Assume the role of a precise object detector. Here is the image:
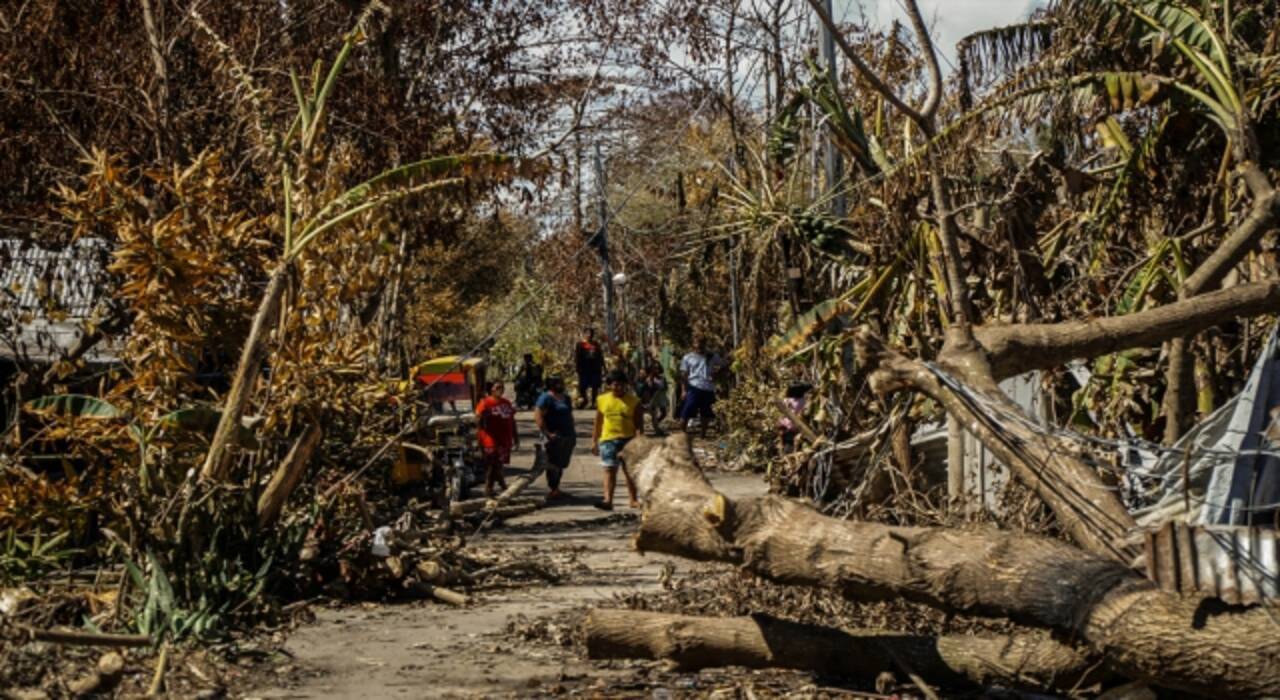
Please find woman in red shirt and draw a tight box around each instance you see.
[476,380,519,496]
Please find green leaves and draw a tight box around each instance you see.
[1,529,79,584]
[803,61,883,176]
[287,152,513,259]
[24,394,123,420]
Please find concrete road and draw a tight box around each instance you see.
[250,409,762,699]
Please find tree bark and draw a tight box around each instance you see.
[857,331,1139,562]
[585,609,1104,693]
[1159,165,1279,442]
[621,435,1280,698]
[973,278,1280,381]
[256,422,323,528]
[200,265,288,482]
[1161,336,1196,445]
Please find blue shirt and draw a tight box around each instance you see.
[535,391,575,437]
[680,352,719,391]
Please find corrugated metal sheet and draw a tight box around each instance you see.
[0,238,110,317]
[960,371,1043,514]
[1143,522,1280,606]
[0,238,117,363]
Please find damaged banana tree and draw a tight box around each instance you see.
[793,0,1280,562]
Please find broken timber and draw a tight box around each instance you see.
[584,609,1103,693]
[621,434,1280,698]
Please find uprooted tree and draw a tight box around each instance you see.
[614,434,1280,697]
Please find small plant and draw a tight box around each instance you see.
[0,529,79,585]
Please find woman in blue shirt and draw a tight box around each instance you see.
[534,376,576,500]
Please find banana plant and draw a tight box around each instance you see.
[26,395,254,492]
[199,10,517,483]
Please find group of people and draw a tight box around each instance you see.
[473,327,725,509]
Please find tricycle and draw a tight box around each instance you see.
[391,355,488,505]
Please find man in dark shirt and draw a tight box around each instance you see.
[573,327,605,409]
[514,353,544,409]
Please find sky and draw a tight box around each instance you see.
[850,0,1046,70]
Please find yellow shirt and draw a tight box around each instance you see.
[596,392,640,442]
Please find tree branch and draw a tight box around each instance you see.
[856,329,1138,562]
[975,278,1280,380]
[802,0,928,131]
[901,0,943,121]
[1181,165,1279,297]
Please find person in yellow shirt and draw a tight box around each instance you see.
[591,369,643,510]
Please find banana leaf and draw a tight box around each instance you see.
[25,394,123,420]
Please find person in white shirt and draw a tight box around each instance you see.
[678,337,721,437]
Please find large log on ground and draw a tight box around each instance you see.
[585,609,1102,693]
[620,435,1280,698]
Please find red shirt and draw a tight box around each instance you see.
[476,396,516,450]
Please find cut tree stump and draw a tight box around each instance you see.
[621,435,1280,698]
[585,609,1103,693]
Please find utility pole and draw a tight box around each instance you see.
[818,0,847,218]
[593,142,619,349]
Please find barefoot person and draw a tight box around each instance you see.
[590,369,642,510]
[476,380,519,497]
[534,376,575,500]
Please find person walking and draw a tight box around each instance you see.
[534,376,575,501]
[573,327,605,409]
[591,369,642,510]
[476,380,519,497]
[678,336,721,437]
[636,364,668,435]
[514,352,544,409]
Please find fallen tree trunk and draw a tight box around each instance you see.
[585,609,1103,693]
[621,435,1280,698]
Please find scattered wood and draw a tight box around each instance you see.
[621,434,1280,698]
[147,643,169,696]
[67,651,125,696]
[449,496,540,517]
[584,609,1103,693]
[488,448,548,505]
[403,580,469,606]
[23,627,151,648]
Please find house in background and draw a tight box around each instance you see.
[0,238,120,427]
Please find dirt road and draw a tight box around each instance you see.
[249,409,763,699]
